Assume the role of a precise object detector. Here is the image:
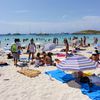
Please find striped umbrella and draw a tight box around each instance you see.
[56,55,98,71]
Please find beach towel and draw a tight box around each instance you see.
[45,69,75,83]
[81,83,100,100]
[83,72,93,76]
[17,69,41,78]
[57,53,66,57]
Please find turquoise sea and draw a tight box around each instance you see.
[0,34,100,48]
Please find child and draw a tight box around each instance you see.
[34,53,44,67]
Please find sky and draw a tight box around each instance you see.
[0,0,100,34]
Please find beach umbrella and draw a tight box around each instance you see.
[35,42,41,45]
[56,54,97,71]
[94,43,100,50]
[42,43,56,51]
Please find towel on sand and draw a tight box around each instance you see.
[57,53,66,57]
[17,69,41,78]
[45,69,75,83]
[81,83,100,100]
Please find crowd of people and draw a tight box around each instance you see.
[10,38,55,67]
[71,36,88,48]
[9,36,99,67]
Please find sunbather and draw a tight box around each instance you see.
[90,52,99,62]
[34,52,44,67]
[44,52,53,66]
[74,71,93,92]
[53,59,61,66]
[55,59,61,64]
[0,61,8,65]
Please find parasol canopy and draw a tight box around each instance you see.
[56,55,98,71]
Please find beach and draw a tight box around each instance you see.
[0,41,100,100]
[0,0,100,99]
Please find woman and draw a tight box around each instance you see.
[64,38,69,58]
[80,38,83,47]
[90,53,99,62]
[28,38,36,63]
[44,52,53,66]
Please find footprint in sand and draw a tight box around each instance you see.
[3,79,10,81]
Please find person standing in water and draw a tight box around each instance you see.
[64,38,69,58]
[27,38,36,64]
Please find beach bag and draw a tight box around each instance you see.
[11,44,17,52]
[80,76,90,83]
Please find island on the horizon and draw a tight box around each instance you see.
[73,30,100,34]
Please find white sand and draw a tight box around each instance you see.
[0,46,100,100]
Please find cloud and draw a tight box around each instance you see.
[82,16,100,20]
[0,15,100,33]
[15,10,30,13]
[62,15,68,19]
[82,16,100,23]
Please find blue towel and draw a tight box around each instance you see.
[81,83,100,100]
[45,69,75,83]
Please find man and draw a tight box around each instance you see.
[11,39,21,66]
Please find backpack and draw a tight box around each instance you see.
[11,44,17,52]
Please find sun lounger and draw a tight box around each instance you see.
[45,69,75,83]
